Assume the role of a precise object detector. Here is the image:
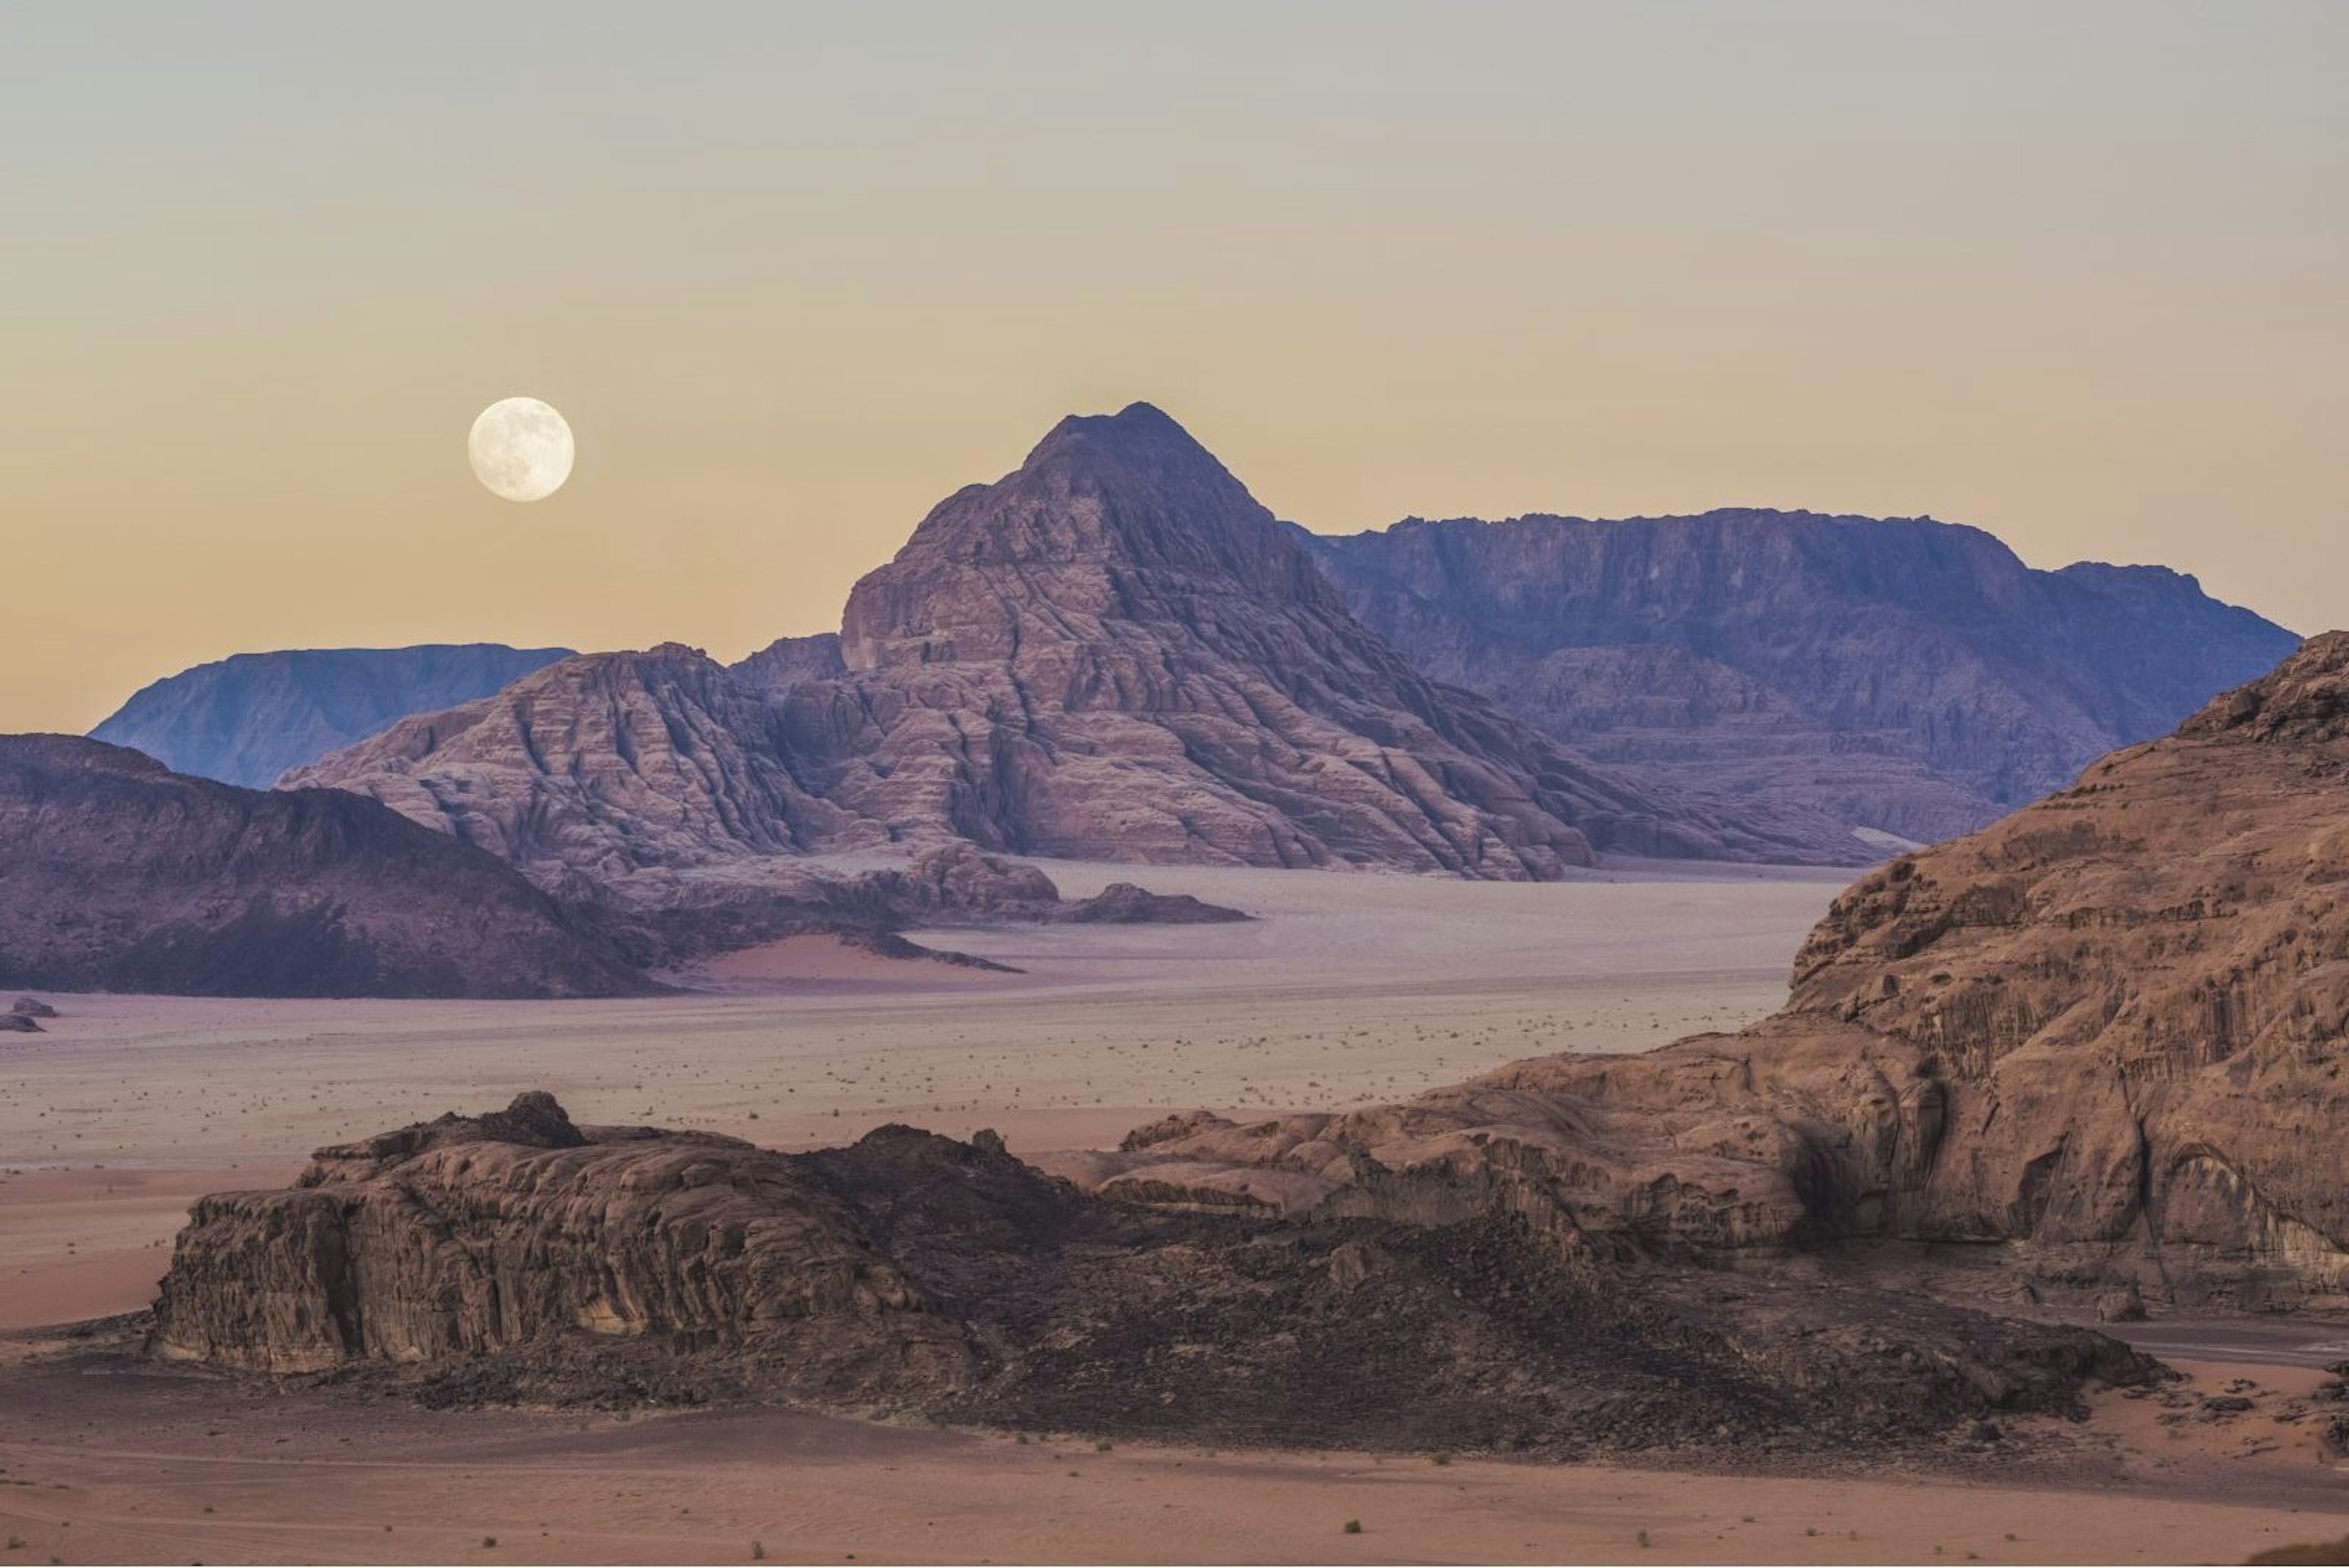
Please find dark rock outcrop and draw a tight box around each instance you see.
[90,644,573,789]
[0,735,652,998]
[11,997,57,1018]
[595,844,1245,973]
[1301,511,2296,843]
[0,1013,39,1034]
[1053,882,1250,924]
[1072,635,2349,1310]
[782,404,1864,873]
[152,1094,2147,1455]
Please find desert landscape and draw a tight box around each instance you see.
[9,7,2345,1564]
[10,860,2349,1564]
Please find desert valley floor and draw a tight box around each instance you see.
[6,862,2349,1564]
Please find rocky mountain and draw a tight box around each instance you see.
[729,631,844,699]
[282,644,880,905]
[777,403,1863,874]
[152,1091,2143,1456]
[295,407,1866,886]
[1069,634,2349,1311]
[0,735,650,998]
[89,643,573,789]
[1301,511,2297,843]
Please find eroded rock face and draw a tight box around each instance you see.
[0,737,651,998]
[729,632,845,700]
[284,644,883,904]
[152,1094,2146,1455]
[152,1094,967,1400]
[89,644,574,789]
[1302,512,2296,844]
[786,404,1866,874]
[1072,636,2349,1309]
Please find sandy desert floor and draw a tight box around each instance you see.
[0,861,1836,1329]
[5,860,2348,1564]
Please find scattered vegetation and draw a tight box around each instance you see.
[1343,1520,1362,1536]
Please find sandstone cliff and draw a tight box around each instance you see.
[783,404,1864,874]
[90,644,573,789]
[1071,635,2349,1310]
[284,644,881,904]
[1302,511,2296,844]
[152,1093,2142,1455]
[0,736,650,998]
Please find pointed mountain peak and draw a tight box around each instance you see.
[1013,400,1241,497]
[844,401,1325,660]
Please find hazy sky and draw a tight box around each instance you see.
[4,2,2342,732]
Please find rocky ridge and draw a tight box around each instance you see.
[0,735,651,998]
[1301,511,2296,843]
[1064,634,2349,1310]
[292,407,1868,888]
[90,643,574,789]
[152,1093,2146,1457]
[779,404,1863,874]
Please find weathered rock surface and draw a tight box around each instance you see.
[293,408,1864,892]
[89,644,574,789]
[152,1094,2146,1456]
[0,736,653,998]
[11,997,58,1018]
[284,644,881,905]
[0,1013,40,1033]
[728,632,845,700]
[781,404,1864,873]
[1302,511,2296,843]
[1069,635,2349,1310]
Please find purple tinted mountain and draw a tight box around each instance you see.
[0,735,649,998]
[776,404,1861,874]
[89,643,573,789]
[1300,512,2296,842]
[282,644,878,905]
[296,407,1864,885]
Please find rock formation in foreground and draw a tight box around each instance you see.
[1070,634,2349,1310]
[1302,511,2295,844]
[0,736,650,998]
[780,403,1864,874]
[152,1093,2142,1457]
[89,643,573,789]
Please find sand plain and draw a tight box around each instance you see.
[5,859,2348,1564]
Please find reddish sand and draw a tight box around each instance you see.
[0,1339,2343,1567]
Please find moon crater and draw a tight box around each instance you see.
[469,397,574,502]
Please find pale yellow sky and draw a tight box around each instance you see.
[3,4,2342,732]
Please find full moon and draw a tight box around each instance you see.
[468,396,574,502]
